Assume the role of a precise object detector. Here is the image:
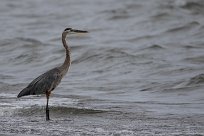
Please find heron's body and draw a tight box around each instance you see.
[17,67,64,97]
[17,28,87,120]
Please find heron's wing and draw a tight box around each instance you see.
[17,68,63,98]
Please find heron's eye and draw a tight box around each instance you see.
[64,28,72,32]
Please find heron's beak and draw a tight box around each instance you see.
[71,29,88,33]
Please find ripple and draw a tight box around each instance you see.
[186,74,204,86]
[15,106,107,117]
[143,44,164,50]
[165,21,200,33]
[184,55,204,64]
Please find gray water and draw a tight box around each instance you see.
[1,0,204,135]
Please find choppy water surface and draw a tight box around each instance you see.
[1,0,204,135]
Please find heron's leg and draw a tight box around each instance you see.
[46,91,51,121]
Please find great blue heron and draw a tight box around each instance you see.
[17,28,88,121]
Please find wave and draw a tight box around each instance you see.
[186,74,204,86]
[180,1,204,14]
[72,47,136,65]
[184,55,204,64]
[143,44,164,50]
[165,21,200,33]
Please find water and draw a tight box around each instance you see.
[1,0,204,135]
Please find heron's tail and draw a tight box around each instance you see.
[17,88,31,98]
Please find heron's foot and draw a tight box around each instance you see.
[46,113,50,121]
[46,108,50,121]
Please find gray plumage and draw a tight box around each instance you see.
[17,68,62,97]
[17,28,88,120]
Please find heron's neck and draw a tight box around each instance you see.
[60,33,71,73]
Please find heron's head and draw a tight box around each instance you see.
[63,28,88,36]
